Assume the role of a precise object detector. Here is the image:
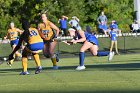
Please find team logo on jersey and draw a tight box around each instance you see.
[42,30,49,37]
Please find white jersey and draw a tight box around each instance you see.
[132,23,139,30]
[69,19,81,30]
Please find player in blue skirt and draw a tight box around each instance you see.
[9,21,44,75]
[67,28,114,70]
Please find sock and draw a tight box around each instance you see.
[51,58,57,66]
[9,54,15,64]
[33,53,41,67]
[22,57,28,72]
[9,59,14,64]
[51,54,57,66]
[97,51,109,56]
[79,52,85,66]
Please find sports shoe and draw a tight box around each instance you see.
[76,65,86,70]
[19,71,30,75]
[108,51,115,61]
[53,66,58,70]
[35,66,42,74]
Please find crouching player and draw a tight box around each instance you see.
[9,21,44,75]
[67,28,114,70]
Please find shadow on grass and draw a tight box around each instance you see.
[1,62,140,74]
[1,90,140,93]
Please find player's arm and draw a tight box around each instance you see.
[38,24,46,39]
[71,31,86,44]
[58,19,61,23]
[16,28,23,35]
[63,16,68,20]
[49,22,60,37]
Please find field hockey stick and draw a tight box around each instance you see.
[0,57,9,65]
[54,36,74,42]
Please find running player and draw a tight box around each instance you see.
[5,22,23,64]
[9,21,44,75]
[67,28,114,70]
[38,13,60,69]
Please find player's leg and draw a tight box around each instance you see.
[43,42,50,58]
[20,47,30,75]
[63,28,67,36]
[32,53,42,74]
[14,39,21,59]
[115,41,119,55]
[76,41,92,70]
[8,40,18,65]
[110,41,114,52]
[49,41,58,69]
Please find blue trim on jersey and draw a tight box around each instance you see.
[110,31,117,41]
[27,42,44,51]
[10,39,19,46]
[85,32,99,46]
[59,19,67,29]
[110,24,118,29]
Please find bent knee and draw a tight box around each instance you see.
[92,52,98,56]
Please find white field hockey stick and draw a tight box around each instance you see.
[54,36,74,42]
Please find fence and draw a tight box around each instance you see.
[0,33,140,58]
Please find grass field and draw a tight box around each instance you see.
[0,54,140,93]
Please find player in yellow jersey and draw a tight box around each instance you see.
[38,13,60,69]
[9,21,44,75]
[5,22,23,64]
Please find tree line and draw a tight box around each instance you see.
[0,0,134,38]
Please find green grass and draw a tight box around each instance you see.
[0,54,140,93]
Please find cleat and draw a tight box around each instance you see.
[19,71,30,75]
[53,66,58,70]
[108,51,114,61]
[76,65,86,70]
[35,66,42,74]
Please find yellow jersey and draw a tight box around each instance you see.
[7,28,18,40]
[28,27,43,44]
[38,20,54,41]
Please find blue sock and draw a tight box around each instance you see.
[79,52,85,66]
[97,51,109,56]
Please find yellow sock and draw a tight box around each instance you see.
[51,58,57,66]
[9,59,14,64]
[9,54,15,64]
[33,54,41,67]
[22,57,28,72]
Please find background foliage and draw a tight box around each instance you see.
[0,0,134,38]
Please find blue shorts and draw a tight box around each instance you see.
[10,39,19,46]
[86,35,98,46]
[27,42,44,51]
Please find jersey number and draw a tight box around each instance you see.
[29,30,37,37]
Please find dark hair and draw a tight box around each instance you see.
[21,20,30,41]
[22,20,30,30]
